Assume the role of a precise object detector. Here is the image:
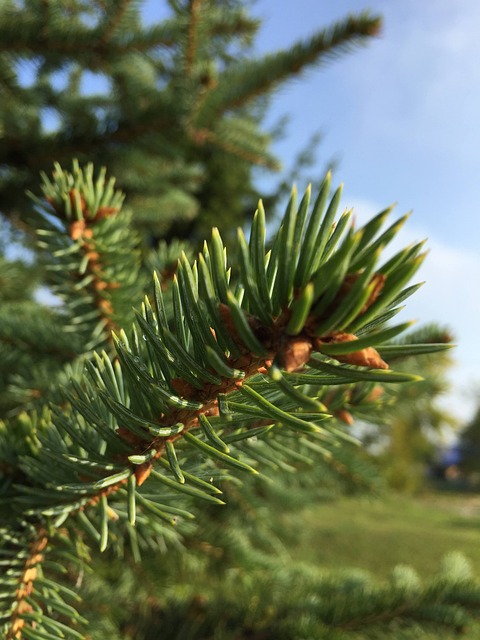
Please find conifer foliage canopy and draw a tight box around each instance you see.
[0,0,380,239]
[1,163,475,640]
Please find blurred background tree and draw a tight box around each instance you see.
[0,0,380,417]
[0,0,379,244]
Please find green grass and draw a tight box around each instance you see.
[281,492,480,579]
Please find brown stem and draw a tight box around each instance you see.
[7,528,49,640]
[65,191,122,340]
[186,0,203,76]
[189,126,280,170]
[97,0,132,49]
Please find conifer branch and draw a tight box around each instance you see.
[1,164,456,637]
[97,0,133,49]
[6,526,49,640]
[0,11,177,57]
[186,0,203,76]
[30,161,141,351]
[15,168,434,540]
[189,124,279,169]
[207,10,259,42]
[2,520,87,640]
[195,12,381,124]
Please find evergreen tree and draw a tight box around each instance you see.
[0,0,380,243]
[1,3,477,638]
[1,163,478,639]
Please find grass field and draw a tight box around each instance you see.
[280,491,480,580]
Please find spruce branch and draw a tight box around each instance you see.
[18,169,439,536]
[186,0,203,75]
[0,163,143,415]
[29,161,142,351]
[194,12,381,125]
[1,520,88,640]
[2,164,454,638]
[188,120,279,169]
[0,304,82,416]
[0,7,177,58]
[5,524,49,640]
[0,2,382,237]
[96,0,133,49]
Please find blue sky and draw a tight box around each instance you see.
[249,0,480,424]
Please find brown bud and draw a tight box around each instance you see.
[16,601,32,615]
[135,462,152,486]
[98,299,113,315]
[204,405,220,418]
[191,128,210,144]
[95,280,121,291]
[279,338,312,372]
[69,219,87,240]
[316,332,388,370]
[36,536,48,552]
[94,206,119,220]
[335,347,388,370]
[23,567,37,583]
[94,280,108,291]
[365,386,384,403]
[29,554,43,566]
[11,617,26,636]
[199,73,217,90]
[335,409,354,426]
